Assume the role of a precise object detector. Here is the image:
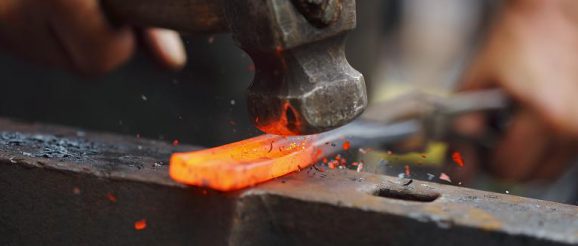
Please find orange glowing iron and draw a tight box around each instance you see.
[169,119,420,191]
[170,134,324,191]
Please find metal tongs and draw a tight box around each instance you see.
[316,88,510,152]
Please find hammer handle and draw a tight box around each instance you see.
[102,0,228,33]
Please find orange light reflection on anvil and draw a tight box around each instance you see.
[169,134,324,191]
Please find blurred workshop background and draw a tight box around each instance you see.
[0,0,576,205]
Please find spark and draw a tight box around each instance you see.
[328,160,338,169]
[452,151,465,167]
[106,193,117,203]
[342,140,351,150]
[356,162,364,173]
[404,165,411,177]
[439,172,452,183]
[134,219,147,231]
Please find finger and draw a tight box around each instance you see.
[453,112,488,138]
[490,110,551,181]
[530,136,577,181]
[0,1,73,69]
[526,77,578,138]
[143,28,187,71]
[48,0,135,75]
[477,3,578,138]
[459,56,494,92]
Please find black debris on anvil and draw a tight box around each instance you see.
[0,132,103,160]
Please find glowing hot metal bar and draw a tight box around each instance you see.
[170,120,419,191]
[170,134,323,191]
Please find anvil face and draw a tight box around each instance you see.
[0,118,577,245]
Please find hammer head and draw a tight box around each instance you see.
[224,0,367,135]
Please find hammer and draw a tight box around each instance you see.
[103,0,367,135]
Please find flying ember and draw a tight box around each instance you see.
[134,219,147,231]
[342,140,351,150]
[452,151,465,167]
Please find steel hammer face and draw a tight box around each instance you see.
[224,0,367,136]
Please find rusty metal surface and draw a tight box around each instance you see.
[0,118,577,246]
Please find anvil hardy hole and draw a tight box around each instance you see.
[373,188,439,203]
